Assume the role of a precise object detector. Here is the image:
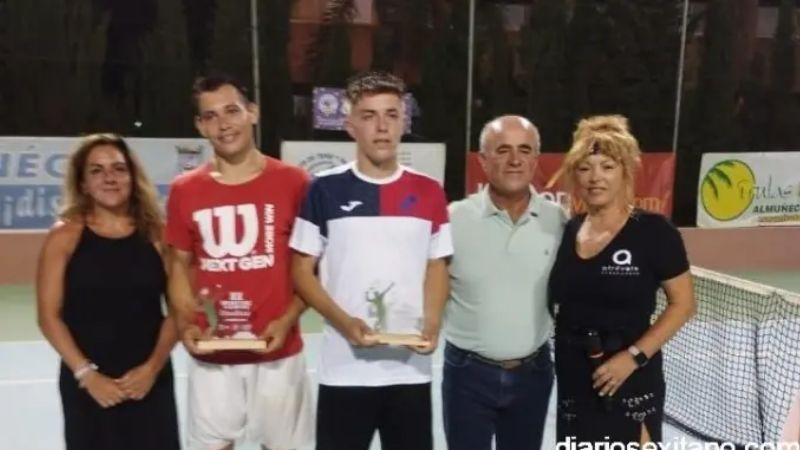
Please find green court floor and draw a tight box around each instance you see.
[1,268,796,342]
[0,284,324,341]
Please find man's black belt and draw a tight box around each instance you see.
[453,342,548,370]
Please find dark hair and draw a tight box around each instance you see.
[345,70,406,107]
[191,72,253,114]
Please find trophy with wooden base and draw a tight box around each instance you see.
[195,286,267,351]
[362,282,430,348]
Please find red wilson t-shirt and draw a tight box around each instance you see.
[166,156,308,364]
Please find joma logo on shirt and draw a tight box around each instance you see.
[193,204,275,272]
[400,194,417,210]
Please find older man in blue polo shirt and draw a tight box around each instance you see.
[443,115,566,450]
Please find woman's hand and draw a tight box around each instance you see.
[82,371,128,408]
[116,362,159,401]
[592,351,637,397]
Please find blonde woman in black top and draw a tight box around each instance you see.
[548,116,696,445]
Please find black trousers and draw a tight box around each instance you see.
[316,383,433,450]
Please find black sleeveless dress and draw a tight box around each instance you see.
[548,210,689,444]
[58,226,180,450]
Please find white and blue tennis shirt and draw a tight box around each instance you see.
[290,162,453,386]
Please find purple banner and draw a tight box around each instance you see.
[312,87,413,133]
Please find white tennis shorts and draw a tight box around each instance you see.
[187,352,315,450]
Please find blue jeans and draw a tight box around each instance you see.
[442,341,553,450]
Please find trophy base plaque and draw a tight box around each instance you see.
[367,333,430,347]
[197,338,266,351]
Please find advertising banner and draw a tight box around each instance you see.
[0,137,210,231]
[281,141,446,184]
[696,152,800,228]
[466,152,676,216]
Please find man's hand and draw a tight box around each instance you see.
[340,317,378,347]
[181,324,214,355]
[408,318,440,354]
[256,315,294,354]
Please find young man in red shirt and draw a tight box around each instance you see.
[167,73,314,450]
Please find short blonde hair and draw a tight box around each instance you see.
[556,115,642,204]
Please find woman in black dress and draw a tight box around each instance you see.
[36,134,180,449]
[548,116,696,445]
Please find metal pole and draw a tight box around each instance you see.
[251,0,262,147]
[671,0,690,153]
[465,0,476,157]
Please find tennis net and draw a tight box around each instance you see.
[656,266,800,444]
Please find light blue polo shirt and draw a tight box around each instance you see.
[445,186,566,360]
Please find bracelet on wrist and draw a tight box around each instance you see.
[73,361,98,385]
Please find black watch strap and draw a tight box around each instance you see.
[628,345,649,368]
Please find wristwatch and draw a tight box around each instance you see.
[628,345,649,368]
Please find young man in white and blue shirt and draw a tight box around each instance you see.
[290,71,452,450]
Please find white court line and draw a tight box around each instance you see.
[0,333,325,345]
[0,367,342,385]
[0,373,196,386]
[0,229,47,234]
[0,365,446,386]
[0,334,326,348]
[0,378,73,386]
[0,340,50,345]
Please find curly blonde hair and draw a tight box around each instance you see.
[551,115,642,205]
[59,133,163,242]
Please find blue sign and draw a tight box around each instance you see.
[0,152,68,182]
[0,137,209,231]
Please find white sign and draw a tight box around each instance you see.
[0,137,211,231]
[280,141,446,184]
[696,152,800,228]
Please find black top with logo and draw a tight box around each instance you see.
[548,209,689,443]
[549,209,689,334]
